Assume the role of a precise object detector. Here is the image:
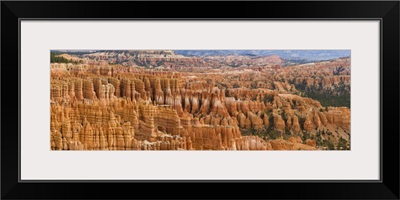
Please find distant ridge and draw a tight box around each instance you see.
[174,50,350,61]
[52,50,350,62]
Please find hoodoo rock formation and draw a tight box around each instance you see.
[50,51,351,150]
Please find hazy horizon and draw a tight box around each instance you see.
[51,49,350,62]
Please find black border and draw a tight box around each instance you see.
[2,1,399,199]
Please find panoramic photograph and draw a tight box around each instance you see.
[50,50,351,151]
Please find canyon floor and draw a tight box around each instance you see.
[50,50,351,150]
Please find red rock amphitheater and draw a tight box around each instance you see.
[50,51,350,150]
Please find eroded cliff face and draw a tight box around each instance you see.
[50,60,350,150]
[80,50,208,69]
[68,51,289,72]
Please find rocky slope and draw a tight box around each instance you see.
[80,50,207,69]
[76,50,285,70]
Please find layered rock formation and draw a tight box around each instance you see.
[50,52,350,151]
